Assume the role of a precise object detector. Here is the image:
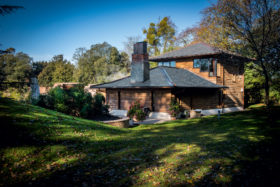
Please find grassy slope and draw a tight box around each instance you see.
[0,98,280,186]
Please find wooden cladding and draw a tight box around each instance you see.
[176,59,217,84]
[106,89,171,112]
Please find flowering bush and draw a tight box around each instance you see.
[127,100,146,121]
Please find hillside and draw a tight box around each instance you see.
[0,98,280,186]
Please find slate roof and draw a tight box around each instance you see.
[90,67,225,89]
[149,42,246,61]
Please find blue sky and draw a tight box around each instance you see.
[0,0,212,62]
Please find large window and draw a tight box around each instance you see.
[193,58,217,76]
[158,61,176,67]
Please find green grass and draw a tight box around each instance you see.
[1,98,280,186]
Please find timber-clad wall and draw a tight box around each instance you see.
[175,89,220,110]
[175,56,244,108]
[120,90,152,110]
[220,56,244,108]
[106,89,171,112]
[176,58,217,84]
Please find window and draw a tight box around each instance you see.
[209,59,217,77]
[200,59,209,72]
[193,58,217,76]
[157,61,176,67]
[193,59,201,68]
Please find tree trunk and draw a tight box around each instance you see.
[264,74,270,106]
[260,60,270,106]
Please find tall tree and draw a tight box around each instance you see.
[32,61,48,78]
[0,52,32,83]
[73,42,128,85]
[143,17,176,56]
[38,55,74,87]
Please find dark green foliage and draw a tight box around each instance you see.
[169,98,181,117]
[93,93,109,115]
[32,61,48,78]
[48,87,69,113]
[0,52,32,83]
[37,94,54,109]
[38,55,74,87]
[37,87,108,118]
[73,42,130,85]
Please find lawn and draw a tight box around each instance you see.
[0,98,280,186]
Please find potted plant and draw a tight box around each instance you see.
[169,98,181,120]
[127,100,146,124]
[127,104,136,125]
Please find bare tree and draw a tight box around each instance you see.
[122,35,142,59]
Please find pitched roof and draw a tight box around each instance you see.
[90,66,225,89]
[149,43,246,61]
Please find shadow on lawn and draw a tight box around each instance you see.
[1,98,280,186]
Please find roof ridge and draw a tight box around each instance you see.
[159,67,175,87]
[149,42,223,60]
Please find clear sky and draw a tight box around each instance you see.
[0,0,212,62]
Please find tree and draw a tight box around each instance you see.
[188,0,280,105]
[120,52,130,73]
[38,55,74,87]
[0,5,23,16]
[0,52,32,83]
[123,35,142,59]
[143,17,176,56]
[32,61,48,78]
[73,42,128,85]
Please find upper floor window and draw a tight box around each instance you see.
[193,58,217,77]
[158,61,176,67]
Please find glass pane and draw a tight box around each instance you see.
[200,59,209,72]
[158,62,163,66]
[209,59,214,76]
[170,61,176,67]
[193,59,200,68]
[164,62,170,66]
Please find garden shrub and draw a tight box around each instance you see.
[36,87,109,119]
[169,98,181,118]
[127,100,146,121]
[93,93,109,115]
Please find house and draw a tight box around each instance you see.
[90,42,248,118]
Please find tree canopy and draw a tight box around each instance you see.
[73,42,129,85]
[38,55,74,87]
[143,17,176,56]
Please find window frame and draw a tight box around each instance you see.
[193,58,217,77]
[157,61,176,67]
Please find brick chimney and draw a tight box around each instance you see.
[130,41,150,83]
